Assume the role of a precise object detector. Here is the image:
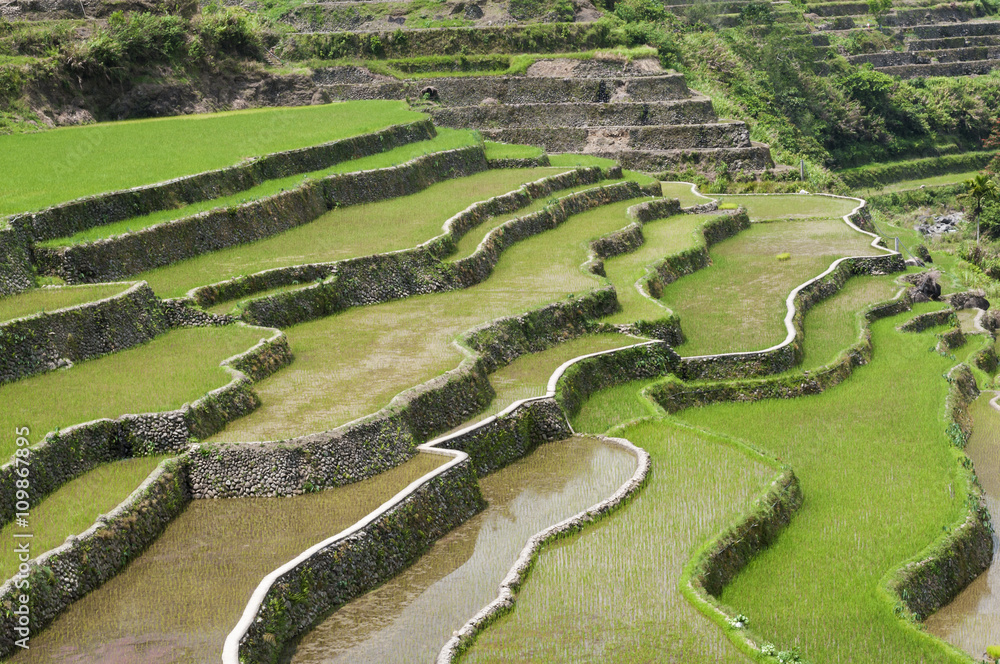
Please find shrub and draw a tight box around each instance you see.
[614,0,668,24]
[85,11,188,71]
[197,6,265,59]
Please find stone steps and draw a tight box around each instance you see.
[910,20,1000,38]
[480,122,753,152]
[428,98,719,129]
[596,143,774,173]
[848,44,1000,66]
[313,73,695,105]
[874,58,1000,77]
[907,34,1000,49]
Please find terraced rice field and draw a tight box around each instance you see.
[2,100,997,664]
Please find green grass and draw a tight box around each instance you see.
[461,418,772,664]
[0,325,265,457]
[42,129,480,247]
[795,272,903,369]
[675,313,975,664]
[660,181,714,208]
[0,284,129,323]
[208,196,652,443]
[483,141,544,161]
[0,101,424,216]
[0,456,167,582]
[660,217,883,356]
[449,178,624,261]
[134,167,570,299]
[479,333,645,417]
[715,194,859,221]
[861,170,982,195]
[599,213,713,326]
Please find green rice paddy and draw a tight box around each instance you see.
[676,313,974,663]
[660,181,713,207]
[43,129,481,247]
[660,217,885,355]
[0,455,167,582]
[0,102,424,216]
[715,194,859,221]
[0,284,129,323]
[209,196,651,442]
[0,324,265,455]
[136,167,570,299]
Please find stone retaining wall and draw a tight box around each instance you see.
[10,120,436,244]
[885,364,992,621]
[238,181,645,328]
[429,99,718,129]
[0,457,192,658]
[315,74,694,106]
[436,398,571,476]
[899,308,955,333]
[0,327,290,528]
[650,289,914,412]
[608,144,773,173]
[0,224,33,296]
[230,454,484,664]
[0,282,167,385]
[190,166,604,310]
[877,60,1000,79]
[480,123,752,153]
[37,147,489,283]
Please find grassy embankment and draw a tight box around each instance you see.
[0,101,424,216]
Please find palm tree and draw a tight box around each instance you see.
[965,173,999,243]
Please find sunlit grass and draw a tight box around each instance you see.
[135,167,568,299]
[600,213,711,326]
[0,456,167,582]
[861,171,981,196]
[0,284,129,323]
[209,197,652,443]
[660,181,714,207]
[676,313,972,663]
[43,130,480,247]
[479,334,645,418]
[8,453,447,664]
[483,141,544,160]
[715,194,859,221]
[0,325,265,456]
[661,217,883,356]
[449,178,624,260]
[0,102,424,216]
[461,419,772,664]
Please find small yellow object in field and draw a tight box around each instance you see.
[776,252,791,261]
[988,644,1000,660]
[718,203,738,210]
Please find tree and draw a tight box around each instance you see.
[965,173,1000,243]
[866,0,893,26]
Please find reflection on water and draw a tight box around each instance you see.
[926,393,1000,658]
[11,454,446,664]
[283,436,635,664]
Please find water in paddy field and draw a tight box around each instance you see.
[281,436,636,664]
[9,454,446,664]
[926,393,1000,658]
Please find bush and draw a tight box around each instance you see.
[85,12,188,71]
[614,0,668,23]
[197,7,265,59]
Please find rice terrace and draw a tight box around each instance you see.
[2,0,1000,661]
